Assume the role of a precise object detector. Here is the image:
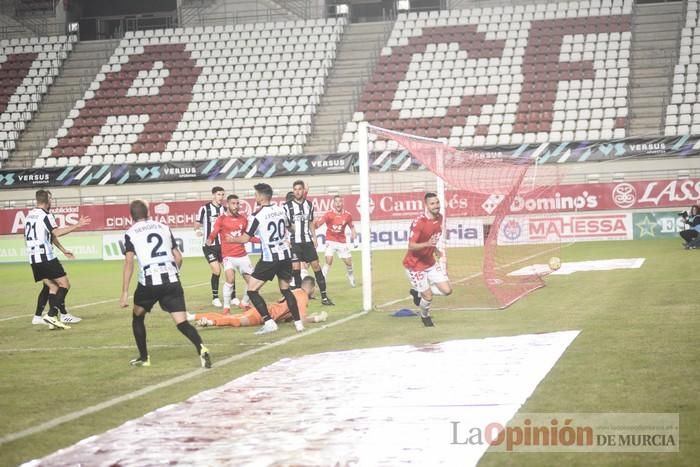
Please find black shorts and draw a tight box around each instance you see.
[202,245,222,263]
[133,282,187,313]
[31,258,66,282]
[252,259,293,283]
[291,242,318,263]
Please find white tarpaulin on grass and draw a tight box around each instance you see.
[26,331,580,467]
[509,258,646,277]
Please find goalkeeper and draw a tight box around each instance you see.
[188,277,327,327]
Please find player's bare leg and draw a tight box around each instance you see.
[170,311,211,368]
[246,276,278,335]
[310,259,334,306]
[341,257,356,287]
[209,260,222,307]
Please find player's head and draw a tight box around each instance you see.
[227,194,239,215]
[300,276,316,298]
[692,205,700,216]
[130,200,149,221]
[286,191,294,203]
[253,183,273,204]
[424,192,440,216]
[292,180,305,201]
[332,195,343,212]
[35,189,52,209]
[211,186,225,205]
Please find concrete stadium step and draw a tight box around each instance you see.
[6,39,119,170]
[627,1,683,139]
[304,21,393,155]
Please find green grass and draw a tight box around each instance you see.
[0,239,698,466]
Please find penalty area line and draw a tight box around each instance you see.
[0,308,369,447]
[0,281,210,322]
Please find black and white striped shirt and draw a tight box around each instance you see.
[196,202,226,246]
[246,204,292,262]
[24,208,57,264]
[284,199,315,244]
[124,220,180,286]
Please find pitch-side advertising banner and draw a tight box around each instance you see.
[632,211,687,240]
[0,233,103,263]
[498,213,634,244]
[3,179,700,235]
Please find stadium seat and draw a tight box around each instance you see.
[42,18,345,164]
[340,1,633,149]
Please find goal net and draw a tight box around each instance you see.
[358,123,564,311]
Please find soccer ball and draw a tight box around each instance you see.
[548,256,562,271]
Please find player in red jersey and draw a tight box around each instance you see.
[403,192,452,327]
[317,195,357,287]
[206,194,257,313]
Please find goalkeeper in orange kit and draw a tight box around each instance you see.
[187,277,327,327]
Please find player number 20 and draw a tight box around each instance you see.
[267,219,286,242]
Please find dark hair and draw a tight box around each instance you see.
[130,200,149,220]
[227,194,239,201]
[254,183,273,199]
[293,180,305,189]
[212,186,224,194]
[425,192,438,201]
[301,276,316,288]
[35,189,51,204]
[333,195,342,200]
[286,191,294,203]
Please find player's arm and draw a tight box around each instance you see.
[229,217,256,244]
[51,215,91,237]
[170,230,183,269]
[51,234,74,259]
[347,215,357,245]
[309,204,317,247]
[193,206,204,237]
[407,221,436,250]
[120,251,135,308]
[206,216,223,246]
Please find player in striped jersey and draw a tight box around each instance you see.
[194,186,226,307]
[227,183,303,335]
[285,180,334,306]
[25,190,91,330]
[317,195,357,287]
[121,200,211,368]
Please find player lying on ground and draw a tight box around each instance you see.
[120,200,212,368]
[206,194,259,313]
[188,277,327,327]
[228,183,304,335]
[25,189,91,329]
[404,192,453,327]
[316,195,357,287]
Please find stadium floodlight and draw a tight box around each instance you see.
[397,0,411,12]
[357,122,565,312]
[68,22,79,34]
[333,4,349,16]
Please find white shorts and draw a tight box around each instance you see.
[324,240,352,259]
[223,255,254,276]
[405,264,449,293]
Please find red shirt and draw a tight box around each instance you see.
[402,213,442,271]
[319,210,354,243]
[209,213,250,258]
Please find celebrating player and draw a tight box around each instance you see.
[285,180,334,305]
[25,189,90,329]
[317,195,357,287]
[120,200,211,368]
[194,186,226,307]
[404,192,452,327]
[189,277,327,327]
[227,183,303,334]
[206,194,256,313]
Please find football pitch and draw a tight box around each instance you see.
[0,238,698,466]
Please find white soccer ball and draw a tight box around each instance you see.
[548,256,562,271]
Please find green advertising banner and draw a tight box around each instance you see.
[632,211,686,240]
[0,234,103,263]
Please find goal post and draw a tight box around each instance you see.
[357,122,564,312]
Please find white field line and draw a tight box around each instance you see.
[0,309,369,446]
[0,281,209,322]
[0,343,267,353]
[377,244,566,309]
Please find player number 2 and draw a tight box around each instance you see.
[267,219,286,242]
[147,233,167,258]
